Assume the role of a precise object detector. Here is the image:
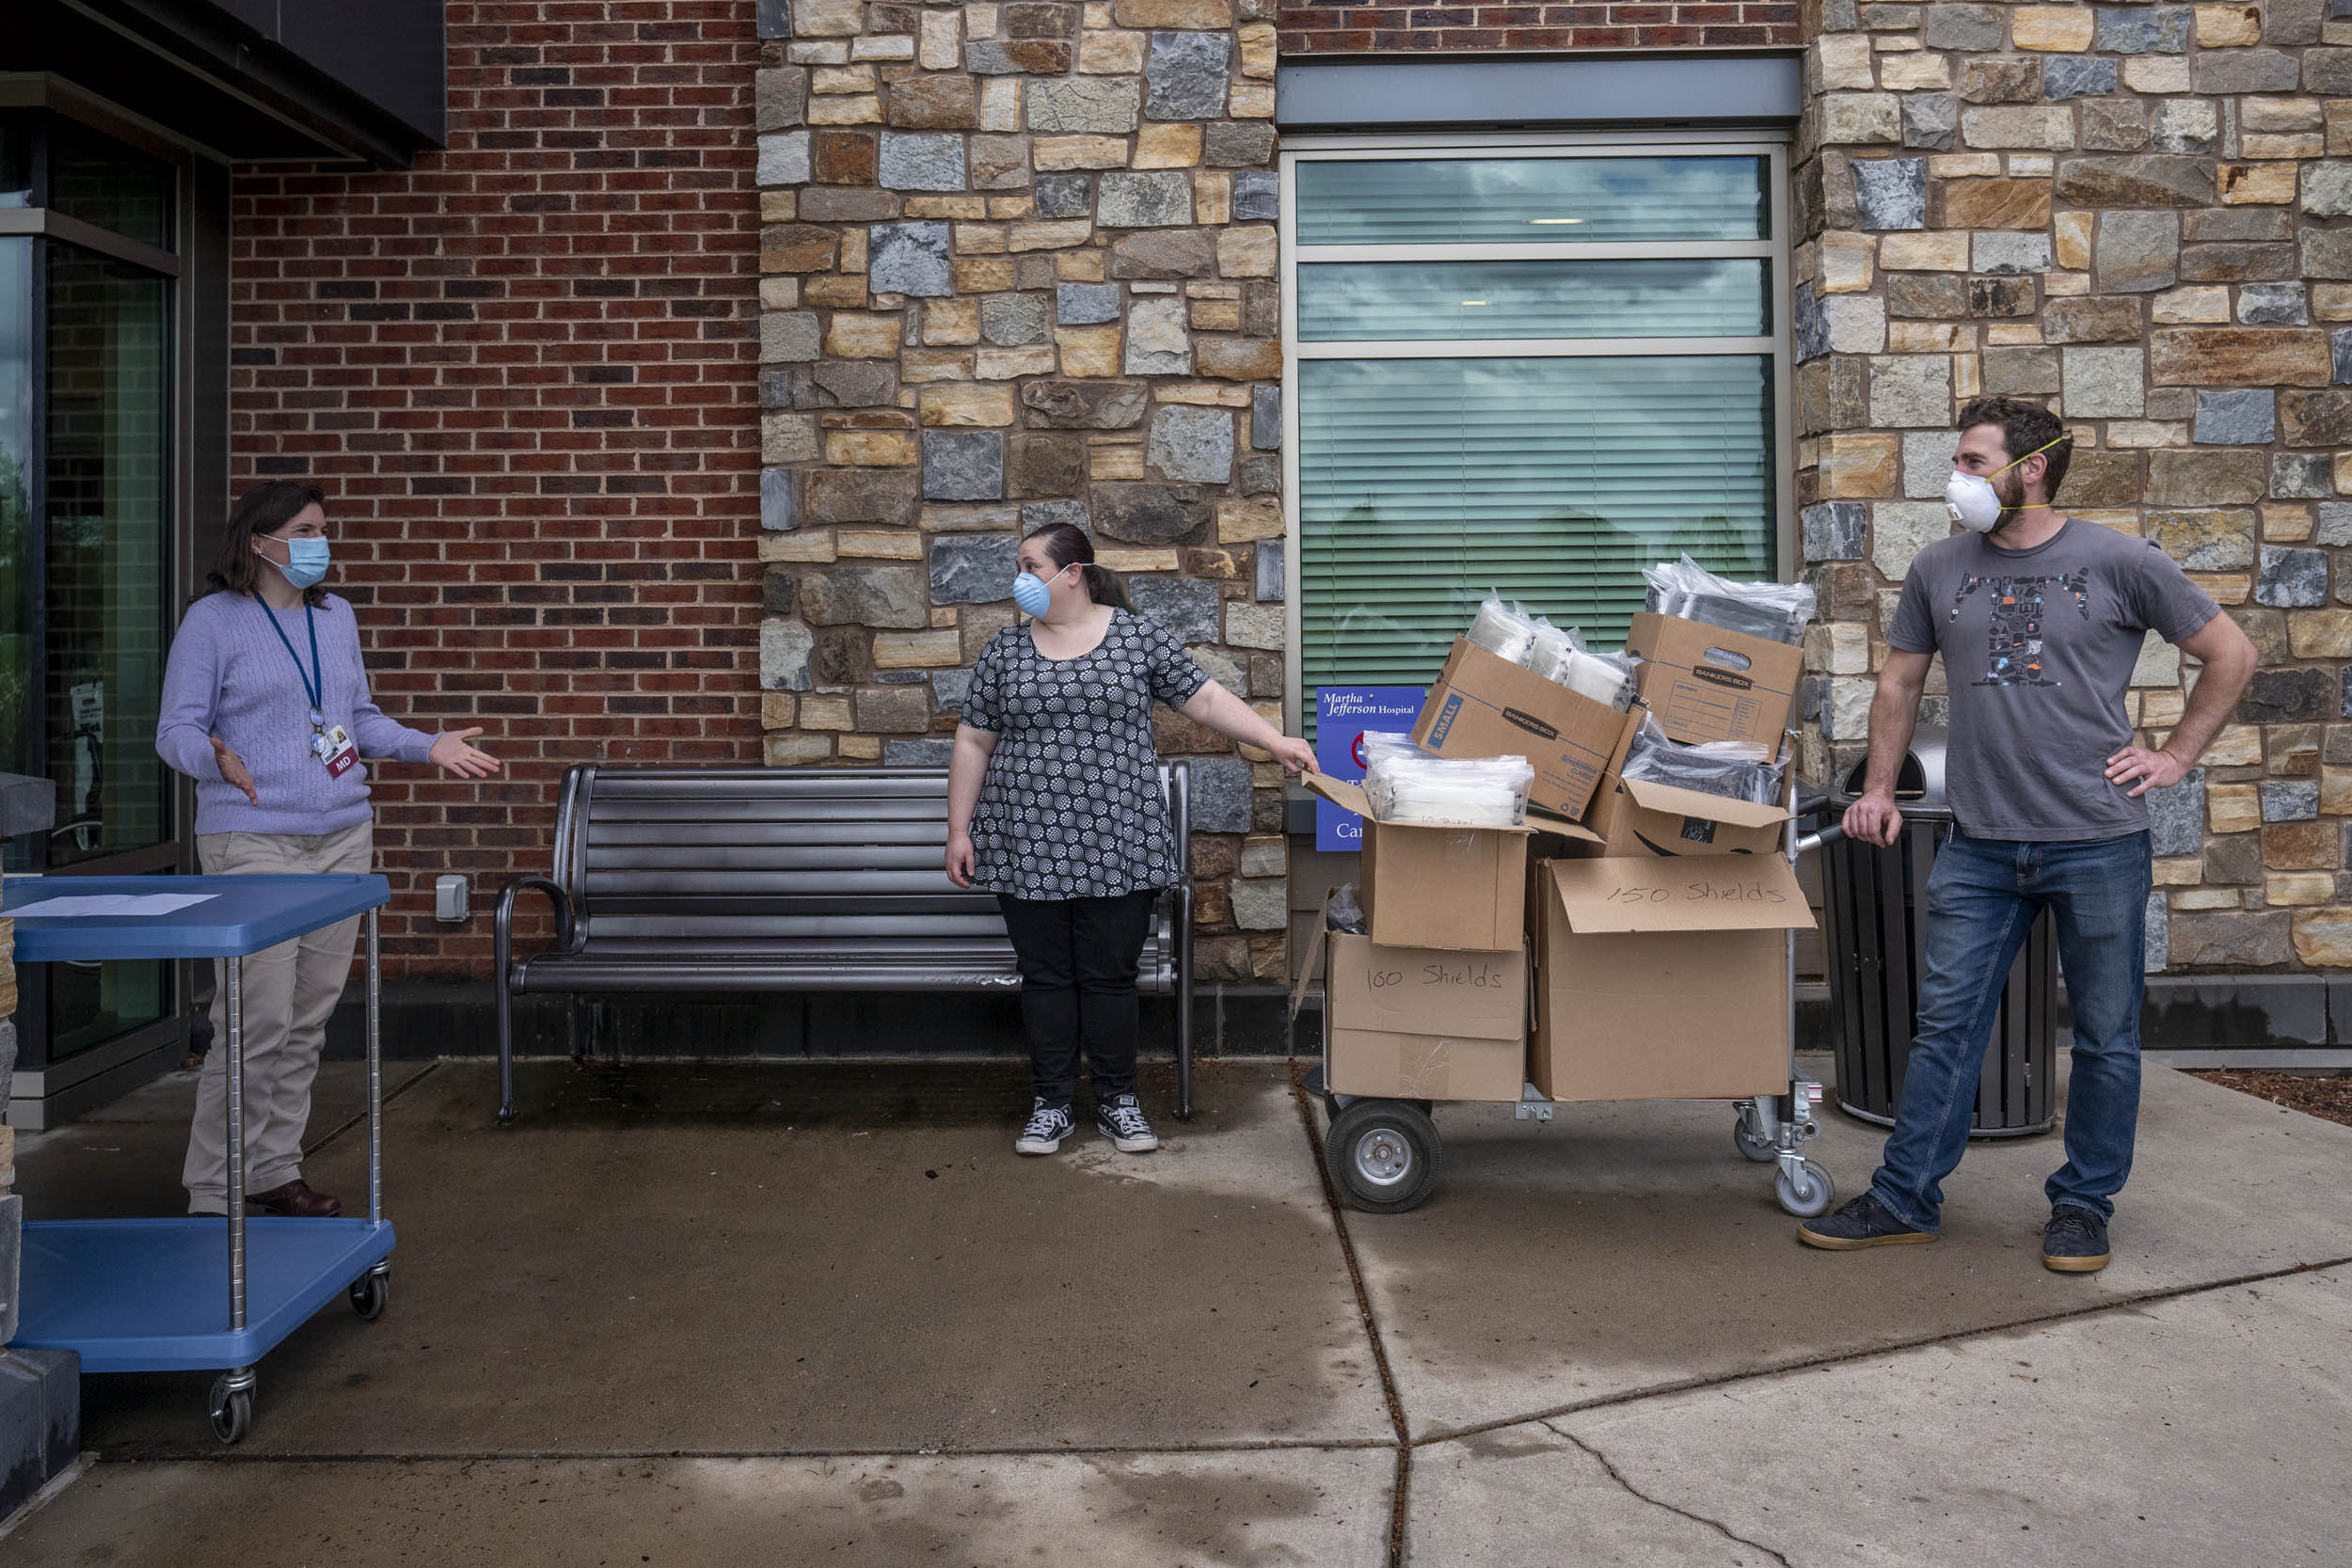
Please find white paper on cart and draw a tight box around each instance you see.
[10,892,217,918]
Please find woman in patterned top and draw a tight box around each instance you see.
[947,521,1314,1157]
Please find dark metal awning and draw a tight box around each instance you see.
[3,0,446,166]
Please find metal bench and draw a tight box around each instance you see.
[494,764,1197,1123]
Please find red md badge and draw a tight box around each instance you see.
[322,725,359,780]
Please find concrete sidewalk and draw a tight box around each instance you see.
[7,1055,2349,1565]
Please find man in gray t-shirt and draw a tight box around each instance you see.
[1799,397,2258,1274]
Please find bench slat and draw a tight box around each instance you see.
[581,845,949,872]
[586,800,953,826]
[582,868,967,897]
[584,914,1011,940]
[584,772,949,800]
[585,821,948,848]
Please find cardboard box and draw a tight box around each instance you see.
[1568,721,1796,859]
[1303,772,1557,951]
[1409,638,1639,823]
[1529,855,1815,1102]
[1578,771,1793,859]
[1626,612,1805,750]
[1299,916,1532,1103]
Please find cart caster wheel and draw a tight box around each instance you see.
[1734,1111,1777,1164]
[351,1269,390,1322]
[1775,1161,1835,1218]
[1325,1100,1440,1215]
[209,1378,253,1445]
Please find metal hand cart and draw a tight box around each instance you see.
[3,874,396,1443]
[1308,805,1847,1219]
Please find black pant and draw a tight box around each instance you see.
[996,890,1157,1106]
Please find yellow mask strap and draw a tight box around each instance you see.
[1992,434,2068,479]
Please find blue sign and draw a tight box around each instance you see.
[1315,686,1426,853]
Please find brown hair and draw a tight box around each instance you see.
[1956,395,2072,502]
[1024,519,1127,610]
[207,481,329,606]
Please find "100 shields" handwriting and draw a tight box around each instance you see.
[1604,879,1789,904]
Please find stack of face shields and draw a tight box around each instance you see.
[1641,556,1817,646]
[1466,595,1542,664]
[1364,741,1535,827]
[1618,717,1784,807]
[1525,622,1636,709]
[1467,595,1636,708]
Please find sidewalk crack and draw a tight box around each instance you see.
[1539,1420,1793,1568]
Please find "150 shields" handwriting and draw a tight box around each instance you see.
[1604,880,1788,904]
[1368,959,1516,990]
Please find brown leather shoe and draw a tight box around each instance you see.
[246,1180,341,1217]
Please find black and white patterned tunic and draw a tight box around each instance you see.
[961,608,1212,900]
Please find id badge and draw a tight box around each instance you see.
[321,725,359,780]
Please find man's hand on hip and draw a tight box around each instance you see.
[1843,790,1904,847]
[2106,744,2188,799]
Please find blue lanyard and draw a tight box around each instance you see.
[261,600,326,725]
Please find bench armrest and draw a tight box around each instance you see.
[1165,757,1194,892]
[495,876,577,971]
[494,876,574,1126]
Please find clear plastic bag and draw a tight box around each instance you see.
[1641,555,1817,646]
[1465,594,1542,665]
[1366,751,1535,827]
[1327,883,1368,935]
[1618,717,1785,807]
[1529,626,1635,708]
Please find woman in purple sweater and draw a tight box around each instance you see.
[156,481,499,1217]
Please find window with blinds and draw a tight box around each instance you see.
[1283,144,1789,732]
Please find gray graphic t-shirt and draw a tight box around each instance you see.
[1886,519,2219,843]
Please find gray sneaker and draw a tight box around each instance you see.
[1014,1099,1073,1156]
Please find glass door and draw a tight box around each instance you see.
[0,111,184,1121]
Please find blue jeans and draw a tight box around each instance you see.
[1869,826,2153,1231]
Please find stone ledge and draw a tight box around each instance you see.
[0,1341,79,1523]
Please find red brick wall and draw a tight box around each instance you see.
[1277,3,1797,54]
[227,0,764,977]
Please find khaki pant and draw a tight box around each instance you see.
[183,819,374,1212]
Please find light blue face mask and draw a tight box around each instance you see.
[1011,562,1073,617]
[269,535,332,590]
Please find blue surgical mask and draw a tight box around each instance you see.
[1011,562,1072,616]
[270,536,332,590]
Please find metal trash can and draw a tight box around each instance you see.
[1815,729,2057,1138]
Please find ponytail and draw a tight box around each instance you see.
[1081,562,1127,610]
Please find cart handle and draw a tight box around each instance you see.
[1794,822,1846,858]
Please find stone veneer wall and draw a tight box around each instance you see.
[1793,0,2352,972]
[752,0,1293,985]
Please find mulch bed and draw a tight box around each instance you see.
[2188,1069,2352,1131]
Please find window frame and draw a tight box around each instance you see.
[1277,131,1796,736]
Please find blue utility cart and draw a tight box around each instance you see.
[4,874,395,1443]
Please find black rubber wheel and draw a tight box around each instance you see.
[209,1379,252,1445]
[351,1270,389,1322]
[1324,1100,1441,1214]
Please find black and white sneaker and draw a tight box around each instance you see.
[1014,1099,1073,1156]
[1095,1092,1159,1153]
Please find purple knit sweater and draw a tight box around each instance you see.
[155,591,440,837]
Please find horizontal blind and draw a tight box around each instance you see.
[1298,259,1769,342]
[1295,155,1770,245]
[1299,356,1775,715]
